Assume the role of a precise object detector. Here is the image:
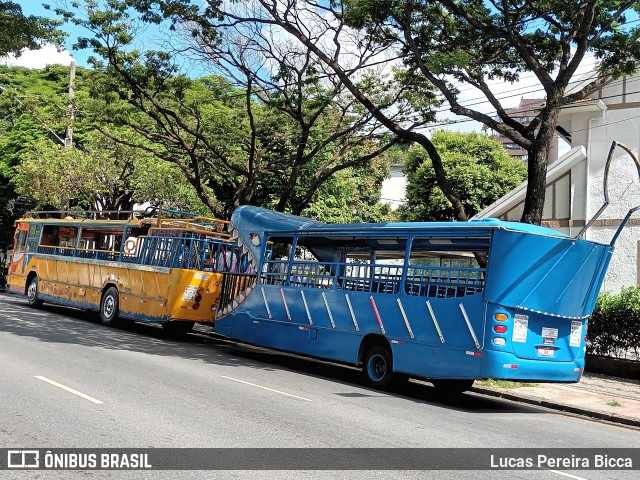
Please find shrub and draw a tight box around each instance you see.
[588,286,640,359]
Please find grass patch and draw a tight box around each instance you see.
[607,400,623,407]
[477,379,538,389]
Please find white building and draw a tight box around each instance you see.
[476,71,640,293]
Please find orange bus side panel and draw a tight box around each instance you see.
[165,269,224,322]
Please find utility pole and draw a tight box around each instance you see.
[64,60,76,148]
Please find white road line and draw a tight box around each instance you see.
[1,310,48,318]
[548,470,589,480]
[221,375,312,402]
[1,313,40,327]
[34,376,104,405]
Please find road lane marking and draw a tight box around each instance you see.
[221,375,312,402]
[34,376,104,404]
[548,470,589,480]
[1,313,40,327]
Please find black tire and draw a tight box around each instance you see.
[100,287,121,327]
[162,321,194,335]
[363,345,394,388]
[431,379,475,395]
[26,277,43,307]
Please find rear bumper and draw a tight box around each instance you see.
[481,349,584,383]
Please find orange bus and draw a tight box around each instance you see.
[6,210,253,332]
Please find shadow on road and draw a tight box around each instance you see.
[0,294,537,415]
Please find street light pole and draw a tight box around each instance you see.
[64,60,76,148]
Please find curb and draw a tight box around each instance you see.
[471,385,640,429]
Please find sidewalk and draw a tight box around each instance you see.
[472,373,640,427]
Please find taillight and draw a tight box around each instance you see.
[494,325,507,334]
[494,313,508,321]
[493,338,506,346]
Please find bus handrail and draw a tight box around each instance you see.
[575,141,640,246]
[261,259,486,298]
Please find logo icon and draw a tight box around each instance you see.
[7,450,39,468]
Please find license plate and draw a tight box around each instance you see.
[537,346,554,357]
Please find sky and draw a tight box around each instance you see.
[6,2,90,68]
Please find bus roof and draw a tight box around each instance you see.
[230,205,570,239]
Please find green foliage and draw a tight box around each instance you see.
[399,131,526,221]
[588,286,640,360]
[0,1,66,57]
[0,64,209,254]
[14,139,101,209]
[476,380,538,389]
[12,129,209,213]
[343,0,640,224]
[54,1,399,218]
[301,156,394,224]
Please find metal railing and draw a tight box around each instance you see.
[35,235,251,273]
[219,273,257,311]
[261,259,485,298]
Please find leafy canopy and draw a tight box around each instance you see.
[0,1,66,57]
[400,131,527,222]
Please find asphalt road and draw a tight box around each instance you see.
[0,292,638,479]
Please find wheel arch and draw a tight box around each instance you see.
[101,283,119,299]
[25,271,38,294]
[357,333,392,365]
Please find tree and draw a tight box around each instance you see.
[117,0,480,222]
[0,65,72,259]
[302,153,394,224]
[0,1,65,57]
[57,1,437,217]
[12,129,211,213]
[181,11,406,215]
[106,1,640,224]
[400,131,526,221]
[343,0,640,224]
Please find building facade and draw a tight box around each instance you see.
[476,72,640,293]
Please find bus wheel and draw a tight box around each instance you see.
[27,277,43,308]
[431,379,475,395]
[100,287,121,327]
[162,321,194,335]
[363,345,393,388]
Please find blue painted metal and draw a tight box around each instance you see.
[213,206,616,383]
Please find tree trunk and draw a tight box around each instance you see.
[521,105,561,225]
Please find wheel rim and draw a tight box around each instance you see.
[103,295,115,319]
[27,280,37,302]
[367,353,387,382]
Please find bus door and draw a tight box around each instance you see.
[10,223,29,275]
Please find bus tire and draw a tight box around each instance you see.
[431,379,474,395]
[162,321,194,335]
[100,287,121,327]
[363,345,394,388]
[26,277,43,308]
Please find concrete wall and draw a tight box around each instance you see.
[575,84,640,293]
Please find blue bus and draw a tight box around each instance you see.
[213,142,637,393]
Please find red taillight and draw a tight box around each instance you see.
[193,303,200,310]
[494,325,507,334]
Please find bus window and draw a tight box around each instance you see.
[14,229,27,251]
[406,237,486,298]
[41,225,58,247]
[339,237,406,294]
[27,224,41,252]
[261,236,336,288]
[58,226,78,249]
